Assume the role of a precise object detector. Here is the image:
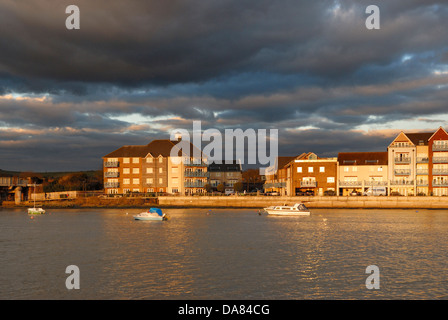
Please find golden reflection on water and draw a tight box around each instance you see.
[2,208,448,299]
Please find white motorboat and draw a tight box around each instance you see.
[263,203,310,216]
[133,208,168,221]
[28,184,45,215]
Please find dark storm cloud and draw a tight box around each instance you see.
[1,0,448,170]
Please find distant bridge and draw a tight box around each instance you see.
[0,177,28,187]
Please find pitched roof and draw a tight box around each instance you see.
[404,132,434,146]
[338,152,388,166]
[103,139,204,158]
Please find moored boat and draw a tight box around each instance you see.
[28,184,45,215]
[133,208,168,221]
[28,207,46,215]
[263,203,310,216]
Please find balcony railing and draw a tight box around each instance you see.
[394,157,411,164]
[105,172,119,178]
[184,161,208,167]
[184,171,210,177]
[104,161,119,168]
[394,169,411,176]
[417,157,429,163]
[390,180,414,186]
[184,181,206,188]
[433,181,448,187]
[364,181,388,186]
[433,169,448,175]
[339,181,362,187]
[416,180,429,187]
[300,181,317,188]
[104,182,120,188]
[433,145,448,151]
[433,158,448,164]
[416,169,429,175]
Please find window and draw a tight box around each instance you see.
[132,158,139,163]
[159,178,163,184]
[297,167,302,173]
[308,167,313,173]
[159,168,163,173]
[132,178,140,185]
[352,166,358,172]
[172,178,178,185]
[123,158,130,163]
[344,167,349,172]
[146,178,153,184]
[123,179,130,185]
[146,168,153,174]
[146,157,153,163]
[132,168,139,174]
[172,167,178,174]
[132,188,140,192]
[320,167,325,173]
[378,167,383,172]
[147,188,154,192]
[327,177,335,183]
[159,157,163,163]
[123,168,130,174]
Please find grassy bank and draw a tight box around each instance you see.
[1,197,158,209]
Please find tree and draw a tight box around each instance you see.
[204,183,212,193]
[233,182,243,192]
[217,183,225,193]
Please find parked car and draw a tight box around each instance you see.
[350,191,362,196]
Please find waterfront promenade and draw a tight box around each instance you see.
[3,195,448,209]
[158,195,448,209]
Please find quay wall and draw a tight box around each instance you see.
[158,196,448,209]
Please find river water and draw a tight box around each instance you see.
[1,207,447,300]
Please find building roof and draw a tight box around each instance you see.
[404,132,434,146]
[103,139,204,158]
[338,152,388,166]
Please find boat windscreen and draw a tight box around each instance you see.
[149,208,163,216]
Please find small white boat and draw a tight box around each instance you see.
[28,207,46,215]
[263,203,310,216]
[133,208,167,221]
[28,184,45,215]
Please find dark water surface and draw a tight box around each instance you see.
[1,207,448,299]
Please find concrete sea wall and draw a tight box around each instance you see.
[158,196,448,209]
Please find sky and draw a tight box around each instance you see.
[1,0,448,171]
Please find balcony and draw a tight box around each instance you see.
[394,169,411,176]
[104,182,120,188]
[416,169,429,175]
[433,145,448,151]
[433,181,448,187]
[365,181,388,186]
[104,161,119,168]
[416,180,429,187]
[184,171,210,178]
[433,158,448,164]
[105,172,119,178]
[339,181,362,187]
[390,180,414,186]
[416,157,429,163]
[433,169,448,175]
[184,181,206,188]
[300,181,317,188]
[184,161,208,167]
[394,157,411,164]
